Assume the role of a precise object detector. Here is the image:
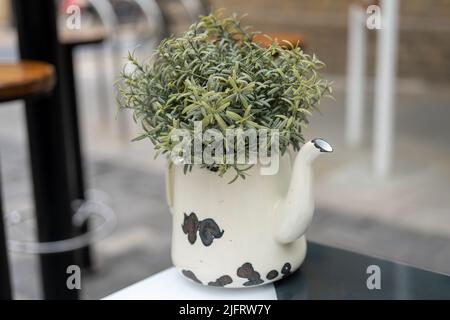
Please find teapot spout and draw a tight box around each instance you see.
[273,139,332,244]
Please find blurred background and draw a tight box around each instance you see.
[0,0,449,299]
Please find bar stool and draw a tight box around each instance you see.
[13,0,83,299]
[0,60,56,300]
[59,27,106,270]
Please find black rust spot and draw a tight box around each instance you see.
[208,275,233,287]
[198,219,224,246]
[181,213,198,244]
[181,212,224,246]
[182,270,202,284]
[237,263,264,286]
[281,263,292,278]
[266,270,279,280]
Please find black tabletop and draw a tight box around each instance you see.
[275,242,450,299]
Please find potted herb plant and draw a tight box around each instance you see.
[118,12,333,288]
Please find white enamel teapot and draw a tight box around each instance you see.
[166,138,332,288]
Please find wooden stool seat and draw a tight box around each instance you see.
[0,61,56,103]
[253,32,306,49]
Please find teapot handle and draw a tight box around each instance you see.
[165,164,174,215]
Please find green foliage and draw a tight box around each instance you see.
[117,12,332,180]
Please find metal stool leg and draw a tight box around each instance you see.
[14,0,79,300]
[373,0,400,179]
[60,44,92,270]
[0,166,12,300]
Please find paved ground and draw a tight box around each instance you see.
[1,9,450,299]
